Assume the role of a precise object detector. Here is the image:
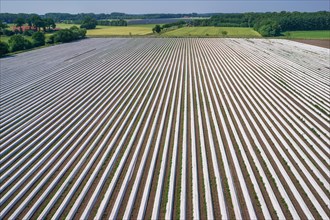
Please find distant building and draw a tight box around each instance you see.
[12,26,37,32]
[12,26,61,32]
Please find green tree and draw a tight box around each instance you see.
[8,35,32,52]
[23,30,34,36]
[53,27,86,43]
[107,19,127,26]
[0,20,8,29]
[2,29,14,36]
[8,35,25,51]
[14,17,25,33]
[26,17,33,30]
[46,34,55,44]
[70,26,82,39]
[255,20,281,37]
[153,25,162,34]
[0,41,9,56]
[38,19,46,32]
[53,29,74,42]
[77,28,87,38]
[31,15,41,30]
[70,26,86,39]
[32,31,45,46]
[45,18,56,31]
[80,16,97,29]
[24,39,33,49]
[243,13,254,28]
[30,15,46,31]
[0,20,9,35]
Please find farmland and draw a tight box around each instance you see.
[162,27,261,37]
[55,24,261,37]
[282,30,330,39]
[86,25,153,36]
[0,38,329,219]
[56,23,154,36]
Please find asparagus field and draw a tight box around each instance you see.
[0,38,329,220]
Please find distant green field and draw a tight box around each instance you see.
[56,23,153,36]
[55,23,77,29]
[87,25,153,36]
[282,30,330,39]
[162,27,261,37]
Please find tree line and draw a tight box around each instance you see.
[152,21,187,33]
[0,14,56,37]
[0,12,209,23]
[78,17,128,28]
[151,11,329,37]
[152,11,329,37]
[0,21,86,56]
[0,26,86,56]
[97,19,127,26]
[189,11,329,36]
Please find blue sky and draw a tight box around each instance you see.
[1,0,329,14]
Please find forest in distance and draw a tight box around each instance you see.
[1,11,329,31]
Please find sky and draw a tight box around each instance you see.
[1,0,329,14]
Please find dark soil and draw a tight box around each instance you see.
[292,39,330,49]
